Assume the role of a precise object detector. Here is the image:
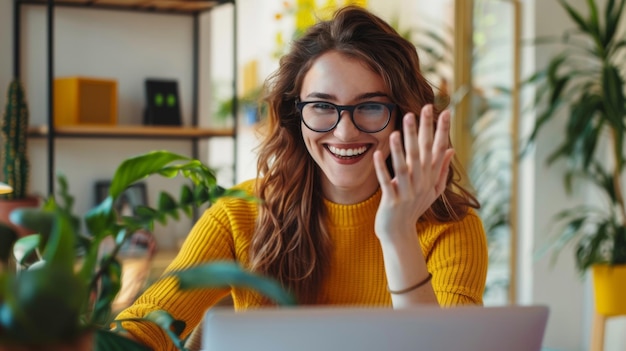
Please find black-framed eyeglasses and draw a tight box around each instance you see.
[296,100,396,133]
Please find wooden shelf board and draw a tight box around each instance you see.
[28,125,235,139]
[18,0,234,14]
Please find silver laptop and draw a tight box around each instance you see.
[201,305,549,351]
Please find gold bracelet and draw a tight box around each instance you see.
[387,273,433,294]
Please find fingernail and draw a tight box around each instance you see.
[404,113,415,125]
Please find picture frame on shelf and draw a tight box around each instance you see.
[95,180,154,258]
[95,180,148,217]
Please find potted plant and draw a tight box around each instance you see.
[0,79,40,237]
[0,150,295,351]
[527,0,626,317]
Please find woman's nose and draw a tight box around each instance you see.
[333,111,360,140]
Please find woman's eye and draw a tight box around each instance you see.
[358,103,384,112]
[312,103,335,111]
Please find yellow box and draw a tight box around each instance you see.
[54,77,117,126]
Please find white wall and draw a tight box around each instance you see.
[520,0,626,350]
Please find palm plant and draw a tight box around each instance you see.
[526,0,626,273]
[0,150,295,351]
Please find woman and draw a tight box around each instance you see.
[116,6,488,350]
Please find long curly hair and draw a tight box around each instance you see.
[249,6,479,304]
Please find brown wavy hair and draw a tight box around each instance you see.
[250,6,480,304]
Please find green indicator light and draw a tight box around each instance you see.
[155,93,164,106]
[167,94,176,107]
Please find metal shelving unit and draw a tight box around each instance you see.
[13,0,238,194]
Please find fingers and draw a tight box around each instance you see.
[403,104,451,182]
[416,105,434,170]
[431,110,451,183]
[390,130,410,197]
[373,149,393,194]
[375,105,453,233]
[403,112,419,171]
[379,104,453,198]
[434,149,455,195]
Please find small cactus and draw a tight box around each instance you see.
[0,80,30,200]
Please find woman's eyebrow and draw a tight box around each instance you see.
[303,91,389,101]
[356,92,389,100]
[304,92,335,100]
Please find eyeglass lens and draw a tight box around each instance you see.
[300,102,391,132]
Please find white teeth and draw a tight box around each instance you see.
[328,146,367,157]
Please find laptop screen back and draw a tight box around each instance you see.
[201,305,549,351]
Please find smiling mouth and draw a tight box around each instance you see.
[327,145,369,158]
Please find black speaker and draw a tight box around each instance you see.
[144,79,182,126]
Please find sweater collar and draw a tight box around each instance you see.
[323,187,382,228]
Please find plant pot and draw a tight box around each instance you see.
[0,196,39,237]
[591,264,626,316]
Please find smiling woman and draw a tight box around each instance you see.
[116,6,488,351]
[297,51,397,204]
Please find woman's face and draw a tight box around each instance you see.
[300,51,396,204]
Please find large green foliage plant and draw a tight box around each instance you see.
[527,0,626,273]
[0,150,295,351]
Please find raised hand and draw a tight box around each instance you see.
[372,104,455,242]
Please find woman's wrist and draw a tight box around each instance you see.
[388,272,432,294]
[375,224,418,245]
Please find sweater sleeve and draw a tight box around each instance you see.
[420,209,488,306]
[114,200,238,351]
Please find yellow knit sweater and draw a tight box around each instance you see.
[116,179,488,351]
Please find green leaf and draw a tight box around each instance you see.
[585,0,602,42]
[179,185,194,217]
[602,65,626,117]
[549,76,570,107]
[133,206,159,231]
[589,162,617,203]
[601,65,626,172]
[577,220,612,271]
[142,310,187,350]
[193,186,210,205]
[559,0,591,35]
[157,166,181,179]
[92,257,122,326]
[56,174,76,216]
[158,192,179,220]
[109,151,191,198]
[3,266,86,344]
[612,225,626,264]
[13,234,40,267]
[78,236,103,289]
[9,208,54,242]
[167,262,297,306]
[179,184,193,204]
[548,93,603,171]
[606,0,626,47]
[85,197,116,241]
[609,38,626,56]
[42,212,76,272]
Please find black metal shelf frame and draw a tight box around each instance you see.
[12,0,239,195]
